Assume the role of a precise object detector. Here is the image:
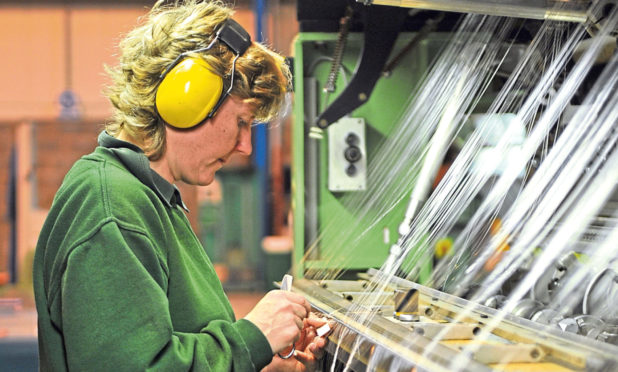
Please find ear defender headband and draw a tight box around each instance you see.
[155,18,252,129]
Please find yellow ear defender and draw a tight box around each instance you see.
[155,58,223,129]
[155,18,252,129]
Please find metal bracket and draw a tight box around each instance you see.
[316,5,408,128]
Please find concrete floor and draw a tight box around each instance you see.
[0,291,265,371]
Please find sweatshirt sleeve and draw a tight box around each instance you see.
[54,220,272,372]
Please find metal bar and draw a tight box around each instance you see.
[367,268,618,370]
[293,278,493,372]
[8,146,17,284]
[361,0,590,23]
[254,0,270,286]
[411,322,481,340]
[304,77,320,260]
[292,37,307,278]
[442,340,546,364]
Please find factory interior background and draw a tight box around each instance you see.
[3,0,618,370]
[0,0,298,368]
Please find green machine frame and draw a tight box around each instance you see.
[291,29,452,279]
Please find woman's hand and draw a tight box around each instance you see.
[261,314,334,372]
[244,290,311,353]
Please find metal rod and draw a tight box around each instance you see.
[361,0,590,23]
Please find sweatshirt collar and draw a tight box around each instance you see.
[98,131,189,212]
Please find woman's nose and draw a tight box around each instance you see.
[235,125,252,155]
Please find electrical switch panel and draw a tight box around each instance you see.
[328,117,367,192]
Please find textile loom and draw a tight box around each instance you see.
[289,0,618,370]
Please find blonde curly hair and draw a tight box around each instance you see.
[104,0,291,160]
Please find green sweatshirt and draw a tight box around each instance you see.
[33,131,273,371]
